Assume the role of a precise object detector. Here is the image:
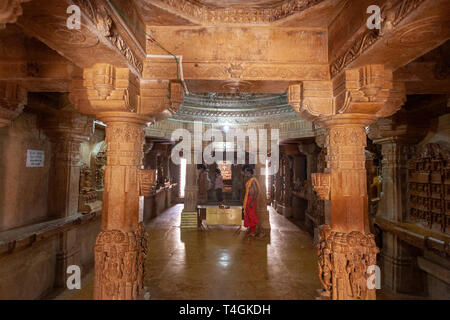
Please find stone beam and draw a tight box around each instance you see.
[329,0,450,78]
[143,26,329,88]
[69,62,182,300]
[0,26,77,92]
[15,0,145,77]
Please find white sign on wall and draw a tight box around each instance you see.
[26,150,45,167]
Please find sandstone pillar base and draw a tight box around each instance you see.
[318,225,379,300]
[93,223,148,300]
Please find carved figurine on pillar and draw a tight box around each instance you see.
[289,64,406,300]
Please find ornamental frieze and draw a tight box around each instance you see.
[153,0,325,24]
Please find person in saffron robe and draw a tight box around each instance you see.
[243,167,261,237]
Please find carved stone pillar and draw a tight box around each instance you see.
[92,112,149,300]
[40,106,94,218]
[0,82,26,127]
[39,100,93,288]
[289,64,406,300]
[368,112,429,294]
[256,162,270,234]
[70,63,182,299]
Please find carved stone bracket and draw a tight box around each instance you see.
[312,173,331,200]
[70,64,184,120]
[70,64,141,116]
[318,225,379,300]
[93,223,148,300]
[73,0,144,75]
[0,0,31,29]
[288,65,406,124]
[0,82,27,127]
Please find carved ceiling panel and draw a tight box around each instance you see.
[139,0,327,25]
[190,0,286,8]
[169,92,299,124]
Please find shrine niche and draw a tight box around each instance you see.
[408,143,450,233]
[217,161,232,181]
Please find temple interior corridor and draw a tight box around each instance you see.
[0,0,449,302]
[54,205,321,300]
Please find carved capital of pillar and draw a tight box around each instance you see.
[70,64,141,115]
[39,105,94,165]
[0,81,27,127]
[0,0,30,29]
[70,64,184,120]
[318,225,379,300]
[94,223,148,300]
[288,65,406,125]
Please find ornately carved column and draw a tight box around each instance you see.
[93,112,149,300]
[38,97,94,288]
[289,65,406,300]
[70,63,183,300]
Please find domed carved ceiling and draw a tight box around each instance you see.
[169,92,299,124]
[190,0,286,8]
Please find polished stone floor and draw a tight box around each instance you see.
[56,204,322,300]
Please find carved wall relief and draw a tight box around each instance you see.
[408,143,449,233]
[318,225,379,300]
[93,223,147,300]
